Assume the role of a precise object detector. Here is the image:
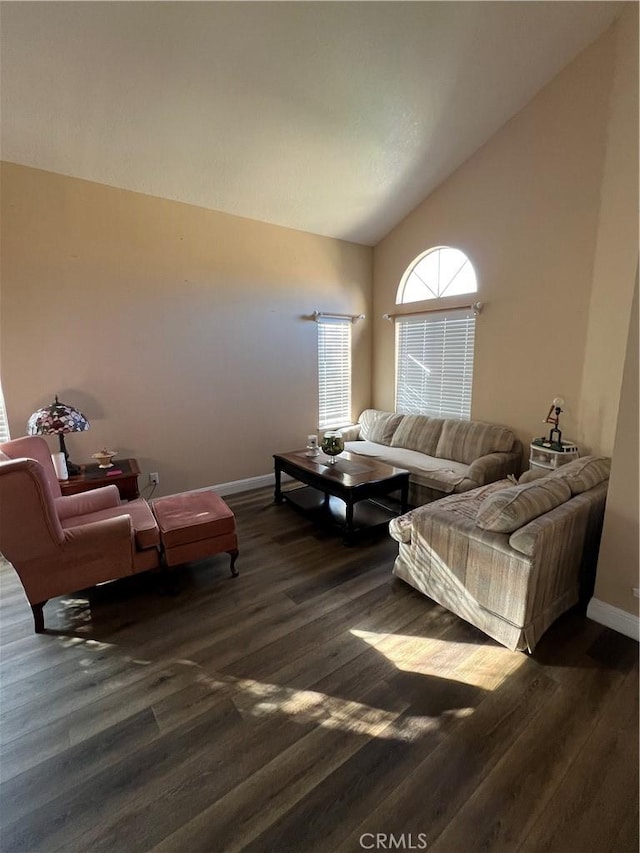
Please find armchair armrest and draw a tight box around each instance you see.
[61,514,135,581]
[337,424,361,441]
[467,451,520,486]
[56,485,121,520]
[63,512,134,551]
[21,514,136,605]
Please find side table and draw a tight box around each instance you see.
[60,458,141,501]
[529,442,579,474]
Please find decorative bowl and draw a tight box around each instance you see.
[92,449,117,468]
[321,432,344,464]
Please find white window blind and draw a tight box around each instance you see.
[395,309,476,419]
[0,381,10,443]
[318,318,352,430]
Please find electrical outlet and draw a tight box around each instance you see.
[633,588,639,599]
[149,472,160,485]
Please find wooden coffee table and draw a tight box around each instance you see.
[273,450,410,545]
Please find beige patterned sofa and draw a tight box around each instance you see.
[339,409,522,506]
[389,456,611,652]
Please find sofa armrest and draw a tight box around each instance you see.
[56,485,122,520]
[467,451,521,486]
[391,500,515,557]
[518,468,549,485]
[337,424,361,441]
[509,481,608,557]
[389,507,423,544]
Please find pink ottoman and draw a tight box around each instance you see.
[151,490,239,576]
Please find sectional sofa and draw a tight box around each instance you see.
[339,409,523,506]
[389,456,611,652]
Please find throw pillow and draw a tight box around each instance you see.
[390,415,444,455]
[547,455,611,495]
[358,410,404,446]
[476,478,571,534]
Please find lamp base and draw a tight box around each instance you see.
[58,433,81,477]
[548,426,563,446]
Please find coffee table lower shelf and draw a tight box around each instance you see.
[280,485,402,544]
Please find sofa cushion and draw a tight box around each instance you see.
[390,415,444,456]
[358,410,403,446]
[382,448,469,493]
[547,455,611,495]
[435,419,515,465]
[345,441,469,493]
[476,478,571,533]
[343,440,387,458]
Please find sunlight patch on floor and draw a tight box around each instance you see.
[164,666,471,741]
[230,677,446,741]
[55,634,111,649]
[351,628,525,690]
[39,622,522,742]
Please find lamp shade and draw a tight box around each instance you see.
[27,396,90,436]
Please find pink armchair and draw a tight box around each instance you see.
[0,436,161,632]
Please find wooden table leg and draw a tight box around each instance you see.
[400,478,409,513]
[274,462,283,504]
[343,498,355,546]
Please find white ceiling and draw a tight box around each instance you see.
[0,1,625,246]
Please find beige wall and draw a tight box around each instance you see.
[578,5,639,455]
[586,6,639,622]
[0,163,372,496]
[593,277,639,617]
[373,23,622,459]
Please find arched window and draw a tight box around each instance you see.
[394,247,477,420]
[396,246,477,304]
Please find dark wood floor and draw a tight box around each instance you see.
[1,486,638,853]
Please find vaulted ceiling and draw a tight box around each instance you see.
[0,1,625,245]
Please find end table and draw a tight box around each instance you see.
[60,458,141,501]
[529,442,579,474]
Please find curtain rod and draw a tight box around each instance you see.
[313,310,365,323]
[383,301,483,322]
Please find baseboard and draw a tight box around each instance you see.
[587,598,640,642]
[211,473,277,496]
[191,472,295,498]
